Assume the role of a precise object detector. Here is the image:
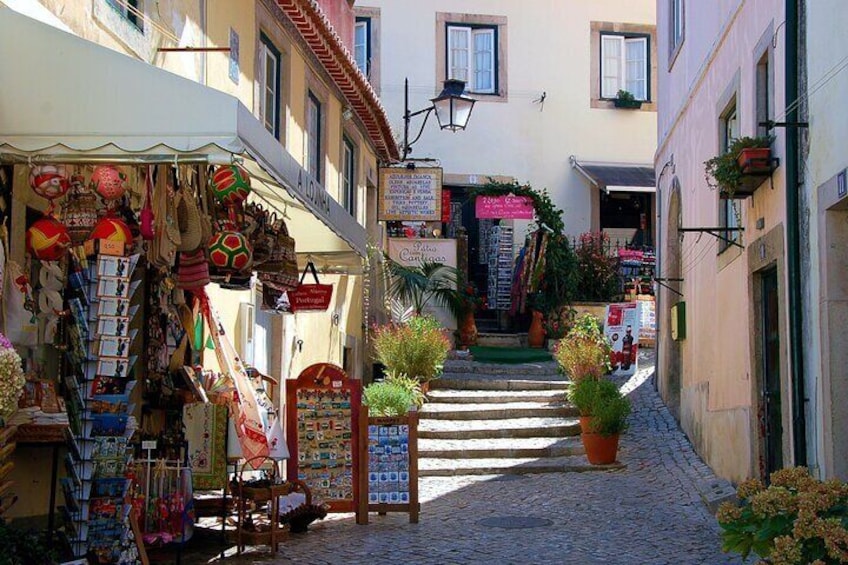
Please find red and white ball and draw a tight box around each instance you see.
[88,217,133,244]
[209,231,253,271]
[26,216,71,261]
[29,165,70,201]
[91,165,128,201]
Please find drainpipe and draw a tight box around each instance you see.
[785,0,807,466]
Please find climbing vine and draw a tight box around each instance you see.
[468,179,577,314]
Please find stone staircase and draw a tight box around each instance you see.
[418,357,623,476]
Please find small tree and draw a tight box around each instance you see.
[385,259,456,317]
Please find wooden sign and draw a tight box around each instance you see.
[358,410,419,524]
[286,364,363,520]
[378,167,443,221]
[475,195,535,219]
[387,238,457,268]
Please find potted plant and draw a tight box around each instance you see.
[553,313,612,381]
[580,386,630,464]
[704,136,773,199]
[717,467,848,564]
[372,315,451,393]
[613,89,643,109]
[363,379,420,417]
[443,275,486,348]
[385,259,456,317]
[566,377,619,433]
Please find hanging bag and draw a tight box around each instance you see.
[176,166,203,253]
[197,166,213,245]
[150,165,181,269]
[139,165,155,241]
[61,171,99,244]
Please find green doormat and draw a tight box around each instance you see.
[468,346,553,364]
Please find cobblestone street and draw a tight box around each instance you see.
[185,353,741,565]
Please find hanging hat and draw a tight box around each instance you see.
[29,164,71,201]
[208,230,253,271]
[26,216,71,261]
[210,165,251,206]
[88,216,133,244]
[91,165,129,201]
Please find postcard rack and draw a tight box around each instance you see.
[60,249,141,563]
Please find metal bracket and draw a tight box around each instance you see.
[679,227,745,249]
[653,277,684,297]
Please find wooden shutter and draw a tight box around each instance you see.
[625,37,647,100]
[447,26,471,82]
[601,35,623,98]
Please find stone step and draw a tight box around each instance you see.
[433,377,569,391]
[418,417,581,439]
[418,436,584,459]
[425,389,566,404]
[443,359,561,376]
[476,333,523,348]
[419,402,578,421]
[418,455,625,476]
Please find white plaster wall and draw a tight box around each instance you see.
[804,0,848,479]
[365,0,657,240]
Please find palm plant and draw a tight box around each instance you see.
[386,259,456,315]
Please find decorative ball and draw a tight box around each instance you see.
[29,165,70,201]
[26,216,71,261]
[88,217,133,244]
[91,165,128,201]
[208,231,253,271]
[210,165,251,206]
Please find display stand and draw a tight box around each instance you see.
[358,409,419,524]
[285,363,364,523]
[487,225,514,311]
[60,250,140,562]
[233,456,311,555]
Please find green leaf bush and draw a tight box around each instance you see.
[363,380,417,417]
[554,313,612,380]
[372,315,451,384]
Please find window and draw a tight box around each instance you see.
[354,18,370,78]
[601,34,649,100]
[719,102,741,252]
[447,24,496,94]
[342,137,356,217]
[259,34,281,139]
[107,0,142,31]
[670,0,685,58]
[306,92,322,183]
[756,51,772,138]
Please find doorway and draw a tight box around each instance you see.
[761,268,783,477]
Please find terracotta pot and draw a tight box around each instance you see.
[528,310,546,348]
[581,432,620,465]
[420,381,430,395]
[579,415,593,434]
[736,147,772,172]
[458,310,478,348]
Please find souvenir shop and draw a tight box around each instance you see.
[0,11,371,563]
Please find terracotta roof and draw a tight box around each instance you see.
[276,0,400,162]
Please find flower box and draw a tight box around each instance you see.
[613,98,643,109]
[736,147,772,174]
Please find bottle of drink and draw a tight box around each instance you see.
[621,326,634,370]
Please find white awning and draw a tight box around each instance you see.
[0,8,366,262]
[570,157,656,194]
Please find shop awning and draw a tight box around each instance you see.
[0,8,366,262]
[570,158,656,194]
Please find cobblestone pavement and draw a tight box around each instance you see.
[184,352,742,565]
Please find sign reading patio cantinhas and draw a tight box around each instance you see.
[387,238,457,268]
[379,167,443,221]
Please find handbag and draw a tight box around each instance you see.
[175,166,203,253]
[139,166,155,241]
[260,216,297,274]
[285,262,333,313]
[177,249,210,290]
[149,165,181,269]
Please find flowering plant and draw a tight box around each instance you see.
[717,467,848,564]
[574,231,619,302]
[0,332,25,421]
[372,316,451,384]
[553,314,612,379]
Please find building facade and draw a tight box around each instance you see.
[358,0,658,330]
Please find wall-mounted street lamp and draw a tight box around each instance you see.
[401,78,475,161]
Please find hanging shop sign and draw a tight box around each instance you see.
[286,363,365,521]
[286,262,333,312]
[387,238,457,268]
[475,195,535,219]
[378,167,443,221]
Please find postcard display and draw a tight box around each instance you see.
[487,225,514,311]
[362,413,420,524]
[285,363,365,523]
[61,252,141,563]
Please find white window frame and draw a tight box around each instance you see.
[354,18,370,78]
[447,24,495,94]
[259,37,280,139]
[342,137,356,217]
[719,103,741,251]
[107,0,143,31]
[670,0,685,55]
[601,34,649,100]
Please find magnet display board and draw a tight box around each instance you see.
[361,412,419,524]
[286,363,362,516]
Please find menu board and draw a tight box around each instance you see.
[378,167,443,221]
[286,363,362,514]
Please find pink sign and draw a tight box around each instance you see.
[475,195,535,219]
